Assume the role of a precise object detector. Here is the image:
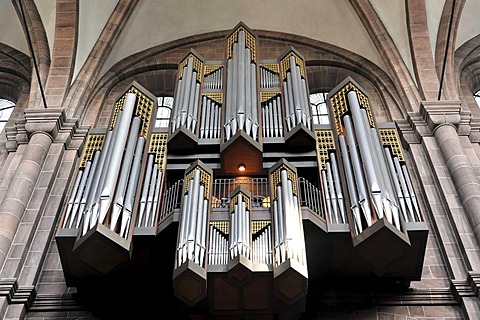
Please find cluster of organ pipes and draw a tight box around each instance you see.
[204,66,223,90]
[262,94,284,138]
[199,95,222,139]
[208,225,229,265]
[62,92,156,239]
[271,164,306,267]
[136,152,163,228]
[282,54,311,132]
[171,55,202,134]
[229,189,252,259]
[224,29,259,141]
[176,166,210,268]
[260,65,280,88]
[252,224,273,265]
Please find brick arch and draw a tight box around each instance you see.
[85,29,406,127]
[456,34,480,119]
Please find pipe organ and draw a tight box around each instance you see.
[56,23,427,319]
[224,27,259,141]
[171,51,204,136]
[280,50,311,132]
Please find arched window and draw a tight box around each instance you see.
[155,96,173,128]
[310,92,330,125]
[0,99,14,133]
[475,90,480,108]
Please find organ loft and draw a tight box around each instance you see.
[54,23,428,319]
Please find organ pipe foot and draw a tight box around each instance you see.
[73,222,132,275]
[173,260,207,307]
[273,258,308,306]
[352,217,410,276]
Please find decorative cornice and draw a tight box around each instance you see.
[7,108,89,153]
[0,279,36,308]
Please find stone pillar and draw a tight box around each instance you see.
[0,109,69,271]
[0,132,52,269]
[421,101,480,246]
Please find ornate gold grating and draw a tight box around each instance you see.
[227,26,257,62]
[184,165,211,199]
[379,128,405,162]
[280,52,305,80]
[204,64,223,76]
[211,221,229,235]
[79,134,105,168]
[260,64,279,74]
[230,191,251,213]
[329,82,374,135]
[314,129,335,170]
[252,220,271,235]
[148,133,168,171]
[260,91,280,103]
[204,93,223,104]
[110,86,155,138]
[178,53,204,81]
[270,165,298,200]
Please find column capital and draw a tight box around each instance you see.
[406,100,472,138]
[11,108,89,152]
[420,100,462,132]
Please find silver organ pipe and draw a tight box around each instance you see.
[270,161,307,268]
[199,95,222,139]
[175,163,212,269]
[171,54,203,134]
[281,53,311,131]
[224,30,259,142]
[262,94,284,138]
[252,223,272,265]
[110,116,142,232]
[229,189,251,260]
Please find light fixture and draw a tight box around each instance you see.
[238,163,246,172]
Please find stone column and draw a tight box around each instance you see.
[421,101,480,246]
[0,109,67,271]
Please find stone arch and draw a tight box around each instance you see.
[82,29,405,130]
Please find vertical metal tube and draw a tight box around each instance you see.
[63,169,84,228]
[251,63,259,140]
[330,152,346,223]
[200,96,207,138]
[192,83,200,133]
[272,98,279,137]
[225,59,233,140]
[276,96,283,137]
[150,171,163,227]
[321,170,333,224]
[237,31,246,131]
[144,164,159,227]
[385,148,408,222]
[326,162,339,224]
[121,136,145,237]
[205,99,211,139]
[300,78,311,129]
[194,185,205,264]
[110,116,142,231]
[289,56,302,125]
[137,154,154,227]
[70,160,92,228]
[98,93,137,225]
[181,58,194,127]
[245,48,252,136]
[187,170,201,261]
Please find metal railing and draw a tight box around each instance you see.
[298,177,325,220]
[158,176,326,223]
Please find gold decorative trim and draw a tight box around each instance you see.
[314,130,335,170]
[204,64,223,76]
[230,191,251,213]
[110,86,155,138]
[184,165,211,199]
[178,53,204,82]
[260,64,279,74]
[79,134,105,168]
[270,165,298,200]
[227,26,257,62]
[260,91,280,103]
[204,93,223,104]
[148,133,168,171]
[280,52,305,80]
[252,220,271,235]
[379,128,405,162]
[329,82,374,135]
[211,221,229,235]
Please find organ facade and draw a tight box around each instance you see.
[55,23,428,318]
